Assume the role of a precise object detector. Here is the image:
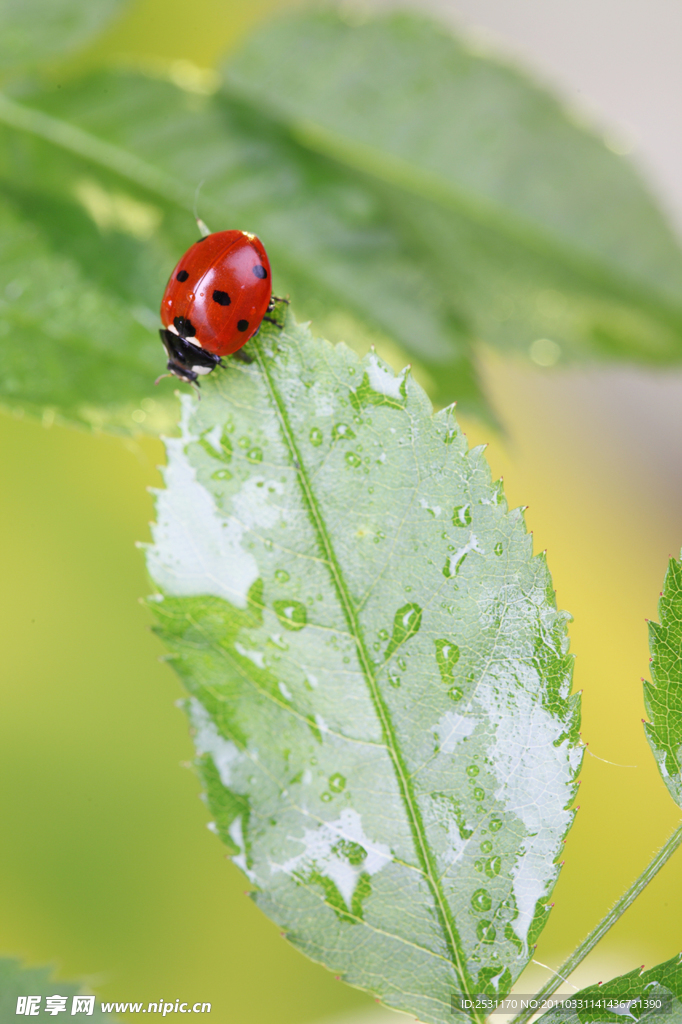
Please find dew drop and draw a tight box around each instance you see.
[435,639,460,685]
[476,920,496,944]
[384,603,422,659]
[333,422,355,441]
[466,764,479,777]
[378,629,389,641]
[449,686,463,702]
[329,773,346,792]
[247,447,263,463]
[238,436,250,449]
[275,569,290,584]
[485,856,502,878]
[320,792,332,802]
[471,888,492,912]
[273,600,307,631]
[494,542,503,556]
[309,427,323,447]
[397,657,407,671]
[489,818,503,832]
[388,671,401,688]
[480,840,493,854]
[345,452,362,467]
[474,860,483,872]
[473,787,485,801]
[212,468,232,481]
[452,505,472,527]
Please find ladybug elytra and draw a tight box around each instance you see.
[159,229,279,384]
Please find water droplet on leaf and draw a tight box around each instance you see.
[485,856,502,877]
[471,889,492,912]
[333,422,355,441]
[452,505,472,527]
[273,600,307,631]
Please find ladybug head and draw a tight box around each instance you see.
[158,328,221,386]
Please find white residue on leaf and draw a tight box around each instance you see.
[306,672,318,688]
[423,793,472,868]
[476,664,581,952]
[444,535,483,576]
[201,424,223,454]
[314,713,329,734]
[271,808,392,908]
[279,682,293,700]
[311,382,334,418]
[229,815,257,883]
[234,642,265,668]
[433,711,476,753]
[189,698,242,787]
[419,498,442,518]
[147,404,286,608]
[366,353,407,400]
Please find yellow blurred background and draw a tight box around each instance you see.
[2,0,682,1021]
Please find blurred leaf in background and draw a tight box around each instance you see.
[0,959,119,1019]
[0,0,129,75]
[3,6,682,431]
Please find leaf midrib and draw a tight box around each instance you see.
[252,330,482,1017]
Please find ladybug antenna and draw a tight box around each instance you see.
[193,179,211,237]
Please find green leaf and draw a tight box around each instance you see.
[644,555,682,807]
[0,958,120,1019]
[225,10,682,367]
[0,67,486,431]
[535,952,682,1024]
[0,0,127,74]
[145,313,582,1024]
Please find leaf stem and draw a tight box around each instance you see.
[509,819,682,1024]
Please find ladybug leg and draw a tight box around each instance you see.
[262,315,284,329]
[267,295,290,313]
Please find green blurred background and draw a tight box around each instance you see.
[2,0,682,1021]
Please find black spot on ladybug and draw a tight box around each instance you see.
[176,270,189,282]
[237,319,249,332]
[212,289,231,306]
[174,315,196,338]
[252,265,267,279]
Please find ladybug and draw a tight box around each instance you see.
[158,229,281,384]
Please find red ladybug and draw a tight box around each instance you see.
[159,229,279,384]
